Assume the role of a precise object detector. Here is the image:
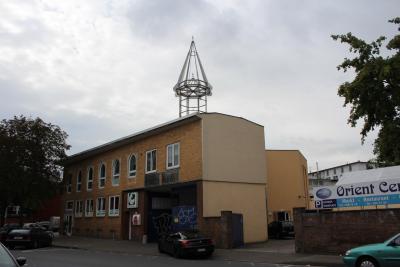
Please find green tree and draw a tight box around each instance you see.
[0,115,70,224]
[332,18,400,166]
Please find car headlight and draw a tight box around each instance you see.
[345,250,352,256]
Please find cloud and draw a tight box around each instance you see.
[0,0,399,170]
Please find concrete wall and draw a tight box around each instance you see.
[201,113,266,184]
[202,180,267,243]
[266,150,309,222]
[294,207,400,254]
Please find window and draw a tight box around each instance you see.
[326,170,329,176]
[341,167,344,173]
[96,197,106,217]
[76,171,82,192]
[99,163,106,188]
[333,168,337,175]
[87,167,93,191]
[66,201,74,211]
[85,199,94,217]
[109,196,120,216]
[112,160,120,186]
[75,200,83,217]
[146,149,157,173]
[128,154,137,178]
[349,165,352,172]
[66,174,72,193]
[167,143,180,169]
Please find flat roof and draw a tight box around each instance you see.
[308,161,369,175]
[63,112,263,166]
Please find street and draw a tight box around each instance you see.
[11,247,344,267]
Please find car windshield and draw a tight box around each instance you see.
[0,244,16,267]
[385,233,400,243]
[180,231,204,240]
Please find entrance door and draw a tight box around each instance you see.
[64,215,73,236]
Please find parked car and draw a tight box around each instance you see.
[158,230,214,258]
[36,221,56,238]
[0,224,20,244]
[268,221,294,239]
[343,233,400,267]
[6,225,52,249]
[0,242,27,266]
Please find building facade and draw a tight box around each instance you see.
[61,113,268,246]
[265,150,309,222]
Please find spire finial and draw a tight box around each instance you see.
[174,39,212,117]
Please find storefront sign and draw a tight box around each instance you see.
[313,178,400,209]
[127,192,138,209]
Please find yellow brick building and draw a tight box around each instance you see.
[62,113,268,247]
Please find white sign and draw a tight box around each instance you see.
[132,213,141,225]
[127,192,138,209]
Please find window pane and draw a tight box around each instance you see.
[130,155,136,173]
[174,144,179,166]
[152,150,157,171]
[167,145,173,166]
[115,197,119,210]
[100,164,105,177]
[114,160,120,175]
[146,152,151,172]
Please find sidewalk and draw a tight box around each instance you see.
[53,236,344,267]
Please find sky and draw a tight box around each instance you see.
[0,0,399,171]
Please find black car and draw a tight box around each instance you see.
[0,224,20,244]
[6,226,52,249]
[0,242,27,266]
[268,220,294,239]
[158,231,214,258]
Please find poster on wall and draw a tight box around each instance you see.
[127,192,139,209]
[313,178,400,209]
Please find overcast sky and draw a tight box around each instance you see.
[0,0,399,171]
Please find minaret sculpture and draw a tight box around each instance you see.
[174,39,212,117]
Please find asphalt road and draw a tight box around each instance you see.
[11,247,327,267]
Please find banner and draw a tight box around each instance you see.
[313,178,400,209]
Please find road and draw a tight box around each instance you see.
[11,247,334,267]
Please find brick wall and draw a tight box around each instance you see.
[199,211,236,249]
[294,207,400,254]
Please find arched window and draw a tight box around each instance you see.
[128,154,137,178]
[112,159,120,186]
[99,163,106,188]
[76,170,82,192]
[87,167,93,190]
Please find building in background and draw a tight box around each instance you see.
[61,113,268,247]
[265,150,309,223]
[308,161,376,198]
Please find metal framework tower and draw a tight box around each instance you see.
[173,39,212,117]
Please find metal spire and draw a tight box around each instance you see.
[174,39,212,117]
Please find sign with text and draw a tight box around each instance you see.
[313,178,400,209]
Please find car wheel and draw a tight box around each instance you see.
[357,257,379,267]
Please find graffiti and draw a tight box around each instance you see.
[152,213,172,236]
[176,206,196,225]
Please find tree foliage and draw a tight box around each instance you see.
[0,115,70,220]
[332,18,400,165]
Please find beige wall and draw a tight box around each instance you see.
[200,113,266,184]
[202,180,267,243]
[265,150,309,222]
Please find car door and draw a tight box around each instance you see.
[165,233,179,254]
[380,236,400,267]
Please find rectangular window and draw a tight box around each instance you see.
[341,167,344,173]
[146,149,157,173]
[167,143,180,169]
[109,196,120,216]
[66,201,74,211]
[349,165,352,172]
[76,171,82,192]
[85,199,94,217]
[333,168,337,175]
[96,197,106,217]
[75,200,83,217]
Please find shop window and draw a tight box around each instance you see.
[128,154,137,178]
[146,149,157,173]
[99,163,106,188]
[96,197,106,217]
[167,143,180,169]
[109,196,120,216]
[85,199,94,217]
[87,167,93,191]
